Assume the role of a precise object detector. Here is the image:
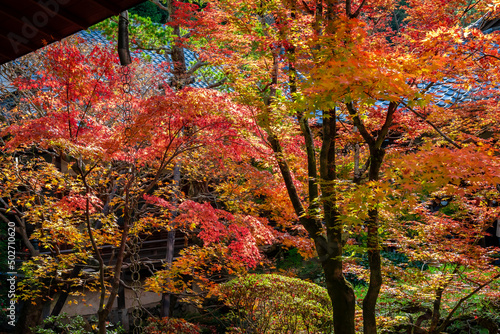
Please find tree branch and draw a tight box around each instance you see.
[436,273,500,333]
[301,0,314,14]
[346,102,375,146]
[149,0,170,13]
[187,60,209,75]
[346,0,352,17]
[134,41,172,54]
[400,101,462,149]
[353,154,370,184]
[206,78,227,89]
[374,101,398,150]
[350,0,368,18]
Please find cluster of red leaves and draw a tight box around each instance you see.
[174,200,275,268]
[144,316,201,334]
[2,41,256,167]
[143,194,174,209]
[167,1,203,29]
[57,192,103,214]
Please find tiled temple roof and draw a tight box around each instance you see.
[79,29,222,89]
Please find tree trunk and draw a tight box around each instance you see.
[97,199,131,334]
[362,148,384,334]
[347,100,396,334]
[161,163,181,317]
[362,208,382,334]
[118,11,131,66]
[320,212,356,334]
[272,12,357,329]
[267,129,356,334]
[15,298,44,334]
[323,259,356,334]
[320,109,356,334]
[96,13,134,333]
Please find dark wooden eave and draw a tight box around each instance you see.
[0,0,147,65]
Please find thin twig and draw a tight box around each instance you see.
[400,101,462,149]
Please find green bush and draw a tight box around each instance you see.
[219,274,333,334]
[32,313,92,334]
[32,313,125,334]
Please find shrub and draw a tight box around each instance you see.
[219,274,333,334]
[32,313,92,334]
[31,313,125,334]
[144,317,201,334]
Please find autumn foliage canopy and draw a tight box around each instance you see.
[1,0,500,333]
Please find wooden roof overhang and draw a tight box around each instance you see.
[0,0,146,65]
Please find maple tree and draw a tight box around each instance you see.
[179,0,500,333]
[372,124,500,332]
[0,37,273,333]
[2,0,500,333]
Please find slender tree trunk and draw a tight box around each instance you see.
[323,259,357,333]
[161,163,181,317]
[347,100,397,334]
[269,127,356,334]
[15,298,45,334]
[362,147,384,334]
[268,3,356,331]
[363,209,382,334]
[96,11,134,334]
[321,218,356,334]
[321,109,356,334]
[78,161,133,334]
[97,182,132,334]
[270,106,357,334]
[280,34,356,331]
[97,226,130,334]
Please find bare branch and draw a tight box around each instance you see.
[206,78,227,89]
[477,54,500,62]
[301,0,314,14]
[187,60,209,75]
[149,0,170,13]
[134,41,173,54]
